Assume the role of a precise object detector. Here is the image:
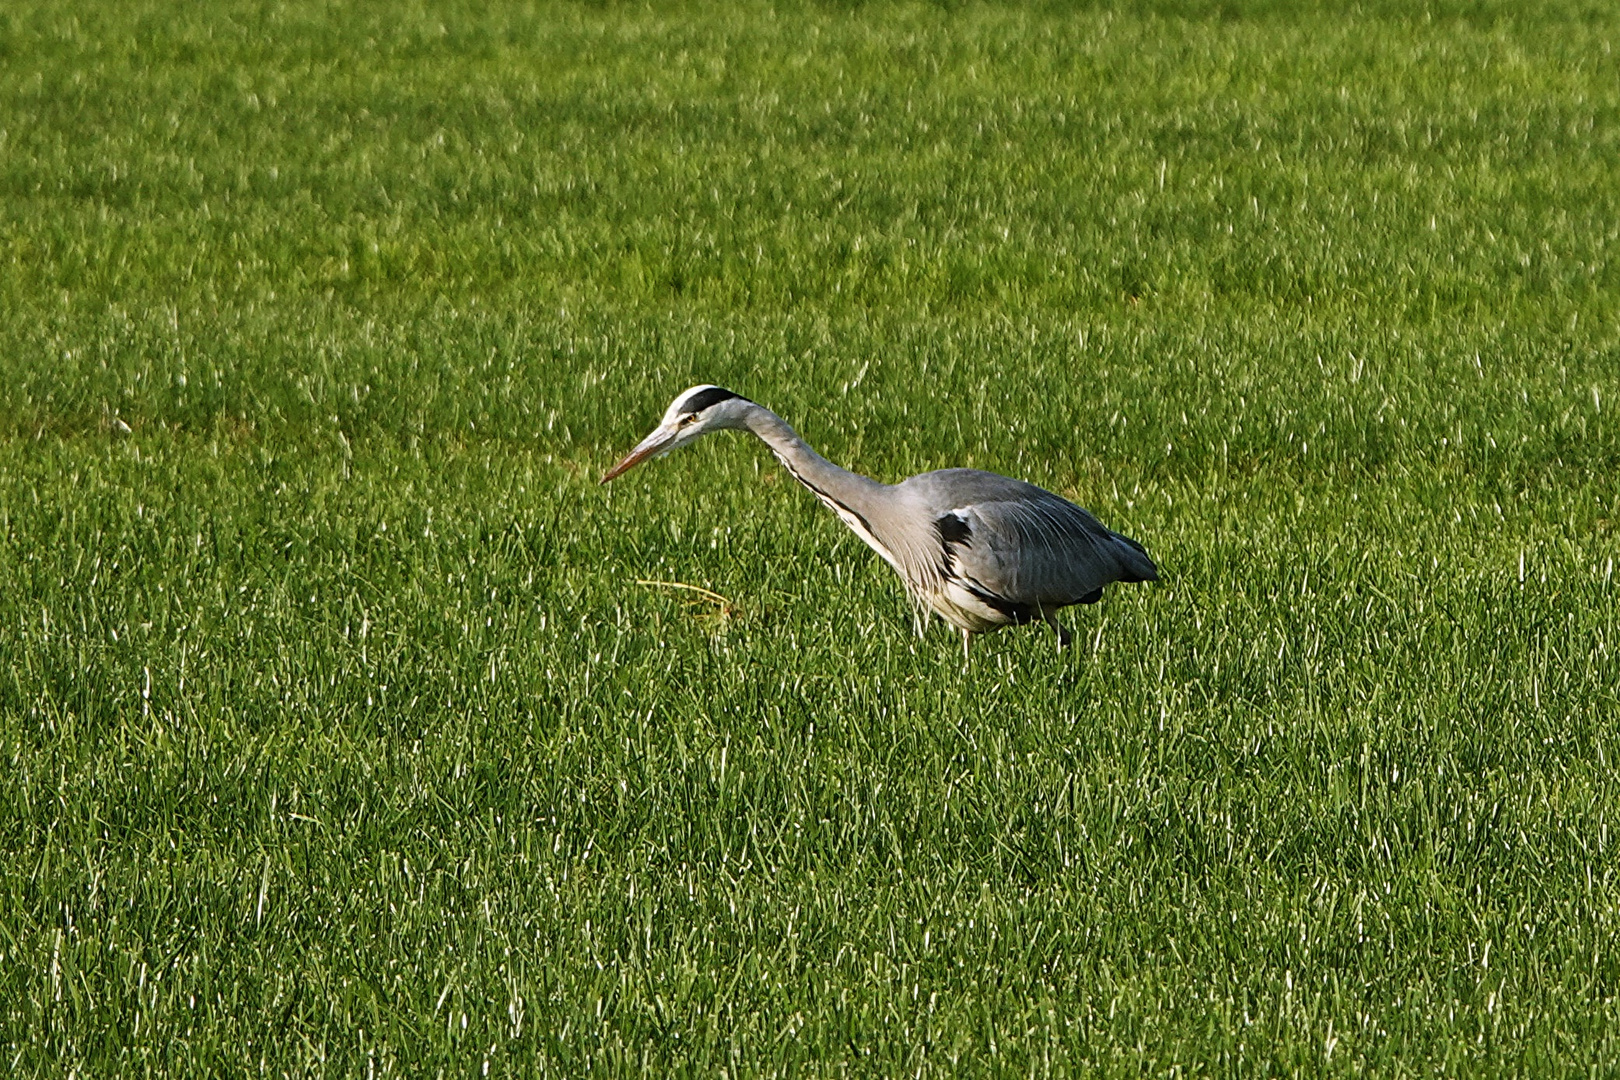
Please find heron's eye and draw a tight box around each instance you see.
[681,413,700,425]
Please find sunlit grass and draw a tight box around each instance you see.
[1,0,1618,1075]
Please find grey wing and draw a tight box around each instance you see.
[915,472,1157,609]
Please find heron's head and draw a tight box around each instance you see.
[600,385,752,483]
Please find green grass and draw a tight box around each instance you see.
[2,0,1619,1074]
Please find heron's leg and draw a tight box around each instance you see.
[961,628,972,666]
[1041,609,1072,650]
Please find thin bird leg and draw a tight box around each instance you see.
[961,628,972,666]
[1041,609,1072,650]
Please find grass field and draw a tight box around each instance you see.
[2,0,1618,1074]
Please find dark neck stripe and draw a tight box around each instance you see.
[780,460,877,537]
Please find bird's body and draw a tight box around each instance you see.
[602,386,1157,659]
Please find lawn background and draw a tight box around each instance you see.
[1,0,1618,1074]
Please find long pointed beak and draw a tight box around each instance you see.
[600,426,679,484]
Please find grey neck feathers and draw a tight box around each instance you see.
[741,404,887,515]
[739,402,942,604]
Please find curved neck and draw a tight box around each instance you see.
[741,403,887,519]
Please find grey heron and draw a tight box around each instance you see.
[602,385,1158,661]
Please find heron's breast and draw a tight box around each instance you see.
[815,495,900,572]
[926,580,1025,633]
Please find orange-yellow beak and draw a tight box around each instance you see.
[600,426,679,484]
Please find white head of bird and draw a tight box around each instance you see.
[599,385,751,482]
[602,384,1158,662]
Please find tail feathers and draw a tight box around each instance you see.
[1112,532,1160,583]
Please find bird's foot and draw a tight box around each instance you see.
[1045,615,1072,650]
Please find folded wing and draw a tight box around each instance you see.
[905,469,1157,613]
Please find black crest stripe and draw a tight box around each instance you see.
[679,387,741,415]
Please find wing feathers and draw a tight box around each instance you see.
[887,469,1156,629]
[945,491,1156,608]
